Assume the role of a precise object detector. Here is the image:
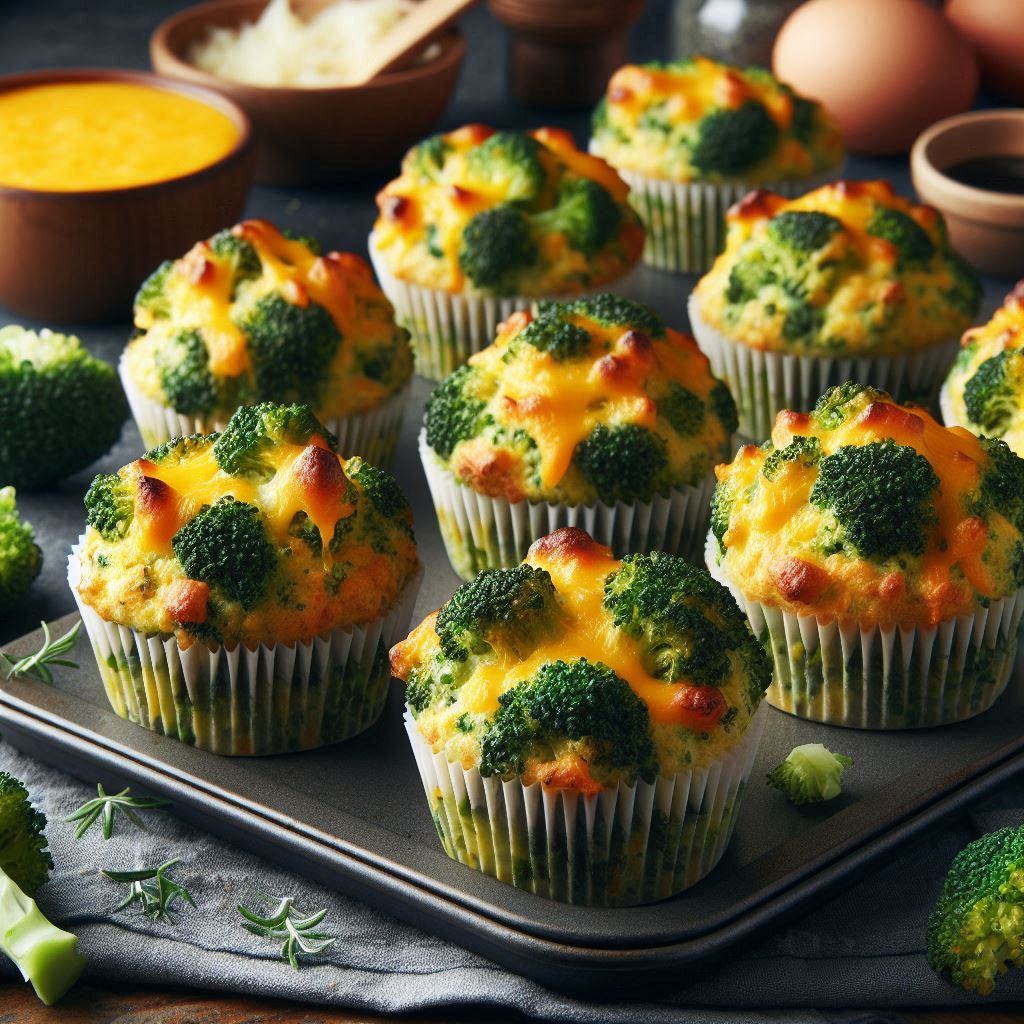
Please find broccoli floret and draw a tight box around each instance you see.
[866,207,935,265]
[84,472,134,541]
[709,481,735,556]
[927,824,1024,994]
[0,772,85,1004]
[691,100,780,177]
[347,457,410,520]
[143,433,214,466]
[409,134,452,181]
[458,205,538,292]
[762,435,821,480]
[710,379,739,436]
[811,382,886,430]
[766,743,853,805]
[280,227,322,255]
[789,94,817,145]
[964,350,1023,434]
[767,211,844,252]
[573,424,668,504]
[134,260,174,320]
[533,177,621,257]
[809,440,939,560]
[423,365,487,459]
[435,564,560,663]
[171,497,276,608]
[974,437,1024,534]
[946,251,983,318]
[464,131,547,203]
[659,383,705,437]
[0,489,42,611]
[213,402,336,481]
[725,252,774,304]
[558,294,666,337]
[781,297,823,343]
[479,659,657,782]
[519,311,592,362]
[155,328,223,417]
[0,326,128,490]
[236,294,341,404]
[208,229,262,288]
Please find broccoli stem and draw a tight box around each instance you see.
[0,869,84,1005]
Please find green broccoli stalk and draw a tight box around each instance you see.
[928,824,1024,994]
[766,743,853,804]
[0,489,42,610]
[458,205,538,292]
[964,350,1024,435]
[0,772,85,1005]
[690,100,780,178]
[532,177,622,257]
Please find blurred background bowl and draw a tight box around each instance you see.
[0,67,253,324]
[150,0,466,186]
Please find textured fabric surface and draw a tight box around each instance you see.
[1,738,1022,1020]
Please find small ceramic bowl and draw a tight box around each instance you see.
[0,67,253,324]
[911,110,1024,276]
[151,0,467,186]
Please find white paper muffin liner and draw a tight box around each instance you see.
[688,294,960,442]
[404,701,767,906]
[419,430,715,579]
[69,543,423,755]
[589,141,843,274]
[705,532,1024,729]
[119,354,410,468]
[939,380,961,430]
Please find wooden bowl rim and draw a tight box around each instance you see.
[151,0,466,96]
[0,66,253,201]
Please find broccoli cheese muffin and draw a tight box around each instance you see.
[392,527,771,905]
[590,56,844,272]
[69,403,421,755]
[368,124,645,379]
[707,382,1024,729]
[121,219,413,464]
[691,181,982,440]
[942,282,1024,455]
[419,294,738,578]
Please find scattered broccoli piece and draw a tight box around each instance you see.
[84,472,134,542]
[236,294,341,404]
[464,131,547,203]
[0,489,42,610]
[208,229,262,287]
[709,379,739,436]
[789,94,817,144]
[479,659,657,782]
[134,260,174,320]
[927,824,1024,994]
[280,227,322,255]
[709,481,735,555]
[691,100,780,177]
[348,457,410,519]
[766,743,853,805]
[726,252,774,304]
[0,772,85,1004]
[781,298,823,343]
[519,312,592,362]
[945,251,983,318]
[155,328,222,417]
[975,437,1024,534]
[811,382,886,430]
[659,383,705,437]
[573,424,669,504]
[0,326,128,490]
[458,205,538,292]
[423,365,487,459]
[409,134,452,181]
[533,177,621,257]
[435,564,560,663]
[143,433,214,466]
[767,210,844,252]
[762,435,821,480]
[558,294,665,337]
[171,497,276,608]
[964,350,1023,434]
[866,207,935,265]
[213,402,336,481]
[809,440,939,560]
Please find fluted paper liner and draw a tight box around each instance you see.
[688,294,960,441]
[69,543,423,755]
[404,702,767,906]
[119,355,409,468]
[938,381,960,431]
[419,430,715,579]
[706,532,1024,729]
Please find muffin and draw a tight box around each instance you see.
[368,125,645,379]
[942,281,1024,454]
[69,403,422,755]
[707,382,1024,729]
[419,294,738,578]
[391,526,771,906]
[590,56,844,273]
[121,219,413,464]
[690,180,983,440]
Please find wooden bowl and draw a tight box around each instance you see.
[150,0,467,186]
[0,68,253,324]
[911,110,1024,276]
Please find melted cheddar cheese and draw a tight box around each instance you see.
[372,125,644,295]
[695,181,981,356]
[591,56,843,183]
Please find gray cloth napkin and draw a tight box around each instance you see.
[1,738,1022,1022]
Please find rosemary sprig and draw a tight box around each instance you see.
[103,859,194,923]
[1,620,81,684]
[66,784,172,840]
[238,892,337,969]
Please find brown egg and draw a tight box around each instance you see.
[773,0,979,155]
[946,0,1024,103]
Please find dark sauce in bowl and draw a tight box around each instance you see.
[944,156,1024,195]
